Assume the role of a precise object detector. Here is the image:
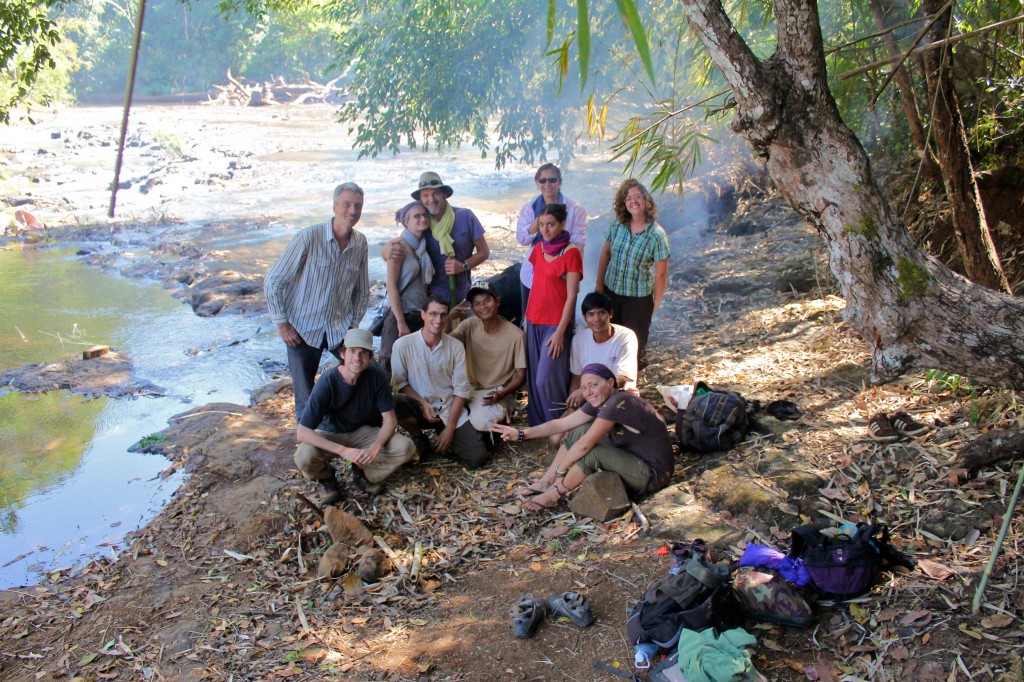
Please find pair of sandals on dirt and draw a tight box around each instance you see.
[512,591,595,638]
[513,478,570,511]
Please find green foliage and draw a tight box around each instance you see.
[137,433,169,449]
[973,76,1024,169]
[0,0,65,123]
[324,0,588,166]
[63,0,340,98]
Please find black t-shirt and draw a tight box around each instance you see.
[298,363,394,433]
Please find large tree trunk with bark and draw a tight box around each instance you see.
[678,0,1024,385]
[919,0,1011,294]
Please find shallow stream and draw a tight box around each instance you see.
[0,104,704,588]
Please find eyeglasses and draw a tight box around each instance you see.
[538,177,560,184]
[626,193,646,201]
[409,212,428,220]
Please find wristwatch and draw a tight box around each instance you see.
[462,260,469,272]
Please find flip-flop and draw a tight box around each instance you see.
[511,595,547,639]
[548,591,594,628]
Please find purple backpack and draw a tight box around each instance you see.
[789,523,914,598]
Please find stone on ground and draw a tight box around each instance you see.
[568,471,631,521]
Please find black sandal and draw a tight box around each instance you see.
[547,591,594,628]
[511,595,547,639]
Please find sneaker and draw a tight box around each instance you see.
[890,411,930,437]
[868,413,900,442]
[319,477,344,505]
[352,466,384,496]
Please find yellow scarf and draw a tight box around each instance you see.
[430,204,456,256]
[430,204,458,306]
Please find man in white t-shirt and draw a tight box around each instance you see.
[565,292,639,410]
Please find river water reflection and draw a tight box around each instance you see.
[0,247,278,587]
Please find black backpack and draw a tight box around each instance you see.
[676,382,751,453]
[789,523,916,598]
[625,541,734,651]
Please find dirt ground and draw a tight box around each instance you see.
[2,182,1024,682]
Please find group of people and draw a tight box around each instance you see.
[264,168,675,510]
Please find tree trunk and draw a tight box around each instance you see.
[920,0,1011,294]
[866,0,938,177]
[678,0,1024,385]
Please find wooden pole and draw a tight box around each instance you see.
[109,0,148,218]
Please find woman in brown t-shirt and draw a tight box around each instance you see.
[492,363,674,511]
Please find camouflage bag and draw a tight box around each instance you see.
[732,567,816,627]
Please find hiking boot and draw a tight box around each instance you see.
[352,466,384,496]
[319,477,344,506]
[890,411,930,437]
[868,413,900,442]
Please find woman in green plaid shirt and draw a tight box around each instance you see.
[595,180,670,367]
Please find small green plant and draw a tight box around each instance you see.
[137,433,169,449]
[924,370,975,397]
[152,130,183,159]
[283,648,303,664]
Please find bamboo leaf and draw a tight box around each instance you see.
[577,0,591,89]
[546,0,556,48]
[615,0,656,83]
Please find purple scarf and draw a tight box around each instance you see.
[540,230,571,256]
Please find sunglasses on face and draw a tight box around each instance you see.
[538,177,560,184]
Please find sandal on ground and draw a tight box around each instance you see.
[521,480,568,512]
[511,595,547,639]
[890,411,930,437]
[547,591,594,628]
[513,480,550,498]
[868,413,900,442]
[765,399,802,421]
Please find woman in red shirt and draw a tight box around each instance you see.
[525,204,583,428]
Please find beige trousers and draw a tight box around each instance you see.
[294,425,416,484]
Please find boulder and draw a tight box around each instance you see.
[568,471,631,521]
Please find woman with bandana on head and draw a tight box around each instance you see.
[493,363,674,512]
[379,200,432,373]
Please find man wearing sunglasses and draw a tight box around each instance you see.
[516,164,589,320]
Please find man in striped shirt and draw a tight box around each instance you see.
[265,182,370,419]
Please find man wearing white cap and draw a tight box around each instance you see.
[295,328,416,504]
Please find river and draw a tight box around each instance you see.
[0,103,705,588]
